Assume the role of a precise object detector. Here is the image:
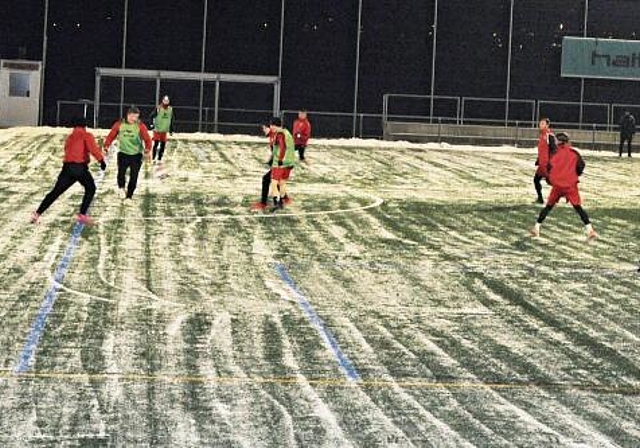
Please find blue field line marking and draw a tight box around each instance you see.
[275,263,360,382]
[14,157,110,374]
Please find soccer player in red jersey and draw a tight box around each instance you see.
[530,132,597,241]
[533,118,556,204]
[31,117,106,225]
[293,110,312,162]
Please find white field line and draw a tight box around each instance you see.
[338,319,482,447]
[47,190,382,307]
[274,312,355,447]
[44,208,184,308]
[406,329,621,447]
[252,315,334,447]
[277,308,416,446]
[457,281,627,445]
[95,194,384,224]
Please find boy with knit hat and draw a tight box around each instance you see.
[149,95,175,163]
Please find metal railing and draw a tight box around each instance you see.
[57,95,640,139]
[58,99,457,139]
[385,117,618,151]
[383,94,461,125]
[57,100,275,134]
[383,93,640,132]
[537,100,610,131]
[461,97,536,127]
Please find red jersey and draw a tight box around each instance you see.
[267,130,276,147]
[548,143,581,188]
[536,128,555,177]
[275,132,287,162]
[63,127,104,164]
[293,118,312,146]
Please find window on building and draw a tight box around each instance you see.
[9,73,31,97]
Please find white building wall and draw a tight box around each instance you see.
[0,60,42,127]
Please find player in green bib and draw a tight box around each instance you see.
[149,95,175,163]
[268,117,296,210]
[103,105,153,201]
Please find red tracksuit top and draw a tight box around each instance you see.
[548,143,581,188]
[63,127,105,164]
[537,128,554,177]
[293,118,311,146]
[275,132,287,162]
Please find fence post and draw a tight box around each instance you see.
[592,124,596,151]
[213,79,220,133]
[382,94,388,140]
[359,114,364,139]
[438,117,442,144]
[56,101,61,126]
[515,120,519,147]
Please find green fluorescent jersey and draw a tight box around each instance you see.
[118,121,144,155]
[271,128,296,168]
[154,106,173,133]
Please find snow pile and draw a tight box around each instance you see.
[0,126,620,158]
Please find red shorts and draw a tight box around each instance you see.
[547,185,582,207]
[153,132,168,142]
[271,167,293,181]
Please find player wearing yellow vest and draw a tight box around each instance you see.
[104,105,153,201]
[149,95,175,162]
[268,117,296,210]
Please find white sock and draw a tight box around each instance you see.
[534,223,541,232]
[586,223,594,232]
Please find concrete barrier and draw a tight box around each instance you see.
[384,122,622,151]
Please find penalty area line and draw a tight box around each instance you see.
[275,262,360,382]
[95,195,385,224]
[14,158,110,374]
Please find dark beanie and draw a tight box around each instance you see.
[270,116,282,127]
[69,116,87,128]
[556,132,570,143]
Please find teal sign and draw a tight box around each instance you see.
[561,37,640,81]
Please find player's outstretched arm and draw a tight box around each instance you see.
[85,133,106,164]
[103,121,121,150]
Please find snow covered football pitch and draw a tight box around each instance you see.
[0,127,639,447]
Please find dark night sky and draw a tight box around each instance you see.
[1,0,640,126]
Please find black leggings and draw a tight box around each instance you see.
[37,163,96,215]
[620,135,633,156]
[296,144,306,160]
[261,170,271,205]
[117,152,143,198]
[537,204,591,226]
[533,173,544,200]
[153,141,167,161]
